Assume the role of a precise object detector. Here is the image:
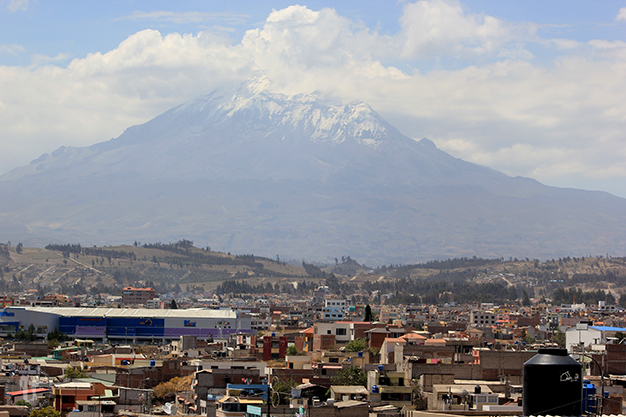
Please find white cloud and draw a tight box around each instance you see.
[0,1,625,197]
[118,10,249,25]
[0,44,25,54]
[31,52,72,66]
[397,0,512,58]
[7,0,28,12]
[616,7,626,21]
[548,38,583,50]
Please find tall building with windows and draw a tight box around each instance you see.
[121,287,155,306]
[380,306,400,324]
[470,311,497,326]
[322,299,346,321]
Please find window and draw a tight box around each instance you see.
[336,328,346,336]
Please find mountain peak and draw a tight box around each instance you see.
[171,80,402,150]
[418,137,437,149]
[2,77,626,264]
[241,74,273,95]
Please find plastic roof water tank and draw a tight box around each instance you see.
[523,348,582,416]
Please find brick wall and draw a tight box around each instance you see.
[408,362,482,381]
[309,403,369,417]
[404,345,454,359]
[478,350,535,380]
[313,335,336,351]
[419,374,455,392]
[603,394,623,415]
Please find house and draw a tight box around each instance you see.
[367,367,412,408]
[215,396,263,417]
[429,384,497,411]
[329,386,368,402]
[565,324,626,352]
[194,369,263,410]
[67,400,116,417]
[121,287,155,306]
[380,338,406,365]
[5,388,50,407]
[309,401,369,417]
[366,327,406,349]
[53,382,108,414]
[289,383,327,409]
[323,300,347,321]
[262,335,288,360]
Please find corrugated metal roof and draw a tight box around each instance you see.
[10,306,238,318]
[591,326,626,332]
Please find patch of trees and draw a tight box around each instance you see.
[157,254,262,269]
[108,268,142,285]
[64,366,88,379]
[378,256,502,275]
[60,282,88,296]
[324,274,358,297]
[0,244,9,263]
[302,261,326,278]
[13,323,37,342]
[570,271,625,286]
[45,243,136,260]
[331,366,367,386]
[216,280,284,295]
[83,247,136,260]
[142,240,278,269]
[364,277,522,305]
[47,328,70,344]
[45,243,82,253]
[552,287,615,305]
[345,338,368,352]
[30,406,60,417]
[142,239,194,252]
[215,278,315,296]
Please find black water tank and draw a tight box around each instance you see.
[523,348,582,416]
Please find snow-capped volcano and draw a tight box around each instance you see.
[2,80,411,183]
[1,78,626,264]
[175,75,394,149]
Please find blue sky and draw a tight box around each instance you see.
[1,0,626,197]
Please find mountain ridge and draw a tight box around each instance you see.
[1,79,625,264]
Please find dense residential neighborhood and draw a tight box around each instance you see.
[0,280,625,417]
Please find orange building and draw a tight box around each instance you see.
[121,287,155,305]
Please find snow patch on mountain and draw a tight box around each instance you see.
[178,83,392,148]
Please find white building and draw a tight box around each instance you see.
[565,324,626,352]
[314,322,354,343]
